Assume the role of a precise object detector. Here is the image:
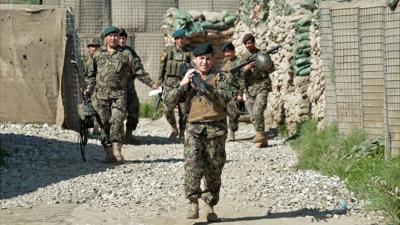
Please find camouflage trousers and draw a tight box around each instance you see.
[92,96,127,145]
[126,88,140,131]
[245,90,268,132]
[184,120,227,206]
[227,100,240,132]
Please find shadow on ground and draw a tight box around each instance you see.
[0,133,109,199]
[194,208,347,224]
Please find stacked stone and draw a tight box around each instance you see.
[231,0,325,134]
[308,15,325,130]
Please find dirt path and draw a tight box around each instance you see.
[0,118,382,225]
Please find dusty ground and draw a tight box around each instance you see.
[0,118,383,225]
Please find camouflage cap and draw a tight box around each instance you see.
[101,26,119,37]
[193,43,213,57]
[221,42,235,52]
[172,29,186,38]
[86,37,101,47]
[242,33,255,43]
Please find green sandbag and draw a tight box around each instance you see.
[295,18,311,27]
[300,0,317,10]
[294,53,310,59]
[295,26,310,33]
[297,67,311,76]
[295,57,311,67]
[293,63,309,75]
[298,32,310,42]
[298,41,311,49]
[387,0,399,9]
[296,47,311,55]
[224,15,238,26]
[200,21,228,30]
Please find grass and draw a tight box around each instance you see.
[139,101,162,119]
[289,120,400,224]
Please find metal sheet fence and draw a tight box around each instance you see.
[321,2,400,158]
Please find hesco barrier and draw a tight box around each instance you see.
[320,0,400,158]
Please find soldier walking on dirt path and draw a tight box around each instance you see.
[84,26,157,164]
[240,33,275,148]
[158,29,193,140]
[220,42,243,142]
[118,28,158,144]
[168,43,234,222]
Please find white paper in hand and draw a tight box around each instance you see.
[149,86,162,96]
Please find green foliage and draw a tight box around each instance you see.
[290,120,400,224]
[139,102,162,119]
[0,146,9,167]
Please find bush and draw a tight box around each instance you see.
[289,120,400,224]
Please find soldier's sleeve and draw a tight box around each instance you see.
[167,82,188,107]
[158,49,168,85]
[85,53,97,91]
[128,50,155,87]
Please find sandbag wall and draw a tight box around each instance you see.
[232,0,323,134]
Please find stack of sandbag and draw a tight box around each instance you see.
[292,17,312,76]
[232,0,323,134]
[161,8,239,66]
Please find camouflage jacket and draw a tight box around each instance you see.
[122,45,154,87]
[220,56,243,97]
[168,69,234,118]
[240,48,274,96]
[86,46,140,100]
[158,45,192,86]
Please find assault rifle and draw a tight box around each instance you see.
[180,62,213,96]
[71,60,101,162]
[229,44,283,76]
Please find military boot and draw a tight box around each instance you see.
[112,142,124,163]
[251,132,266,143]
[186,199,199,219]
[169,127,179,139]
[253,132,268,148]
[206,204,218,222]
[102,146,116,164]
[227,129,235,142]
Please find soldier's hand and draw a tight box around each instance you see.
[243,62,255,72]
[180,69,196,87]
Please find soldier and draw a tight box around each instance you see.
[240,33,275,148]
[158,29,192,139]
[84,26,156,163]
[220,42,243,141]
[84,38,101,135]
[168,43,233,222]
[118,28,153,143]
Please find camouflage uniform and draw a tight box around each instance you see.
[123,45,154,134]
[168,69,233,206]
[220,56,242,133]
[86,46,138,148]
[158,45,192,137]
[240,49,274,133]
